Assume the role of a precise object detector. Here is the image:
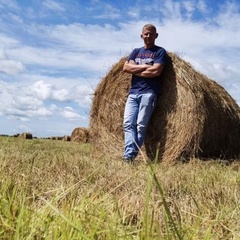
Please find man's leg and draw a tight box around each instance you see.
[137,93,157,148]
[123,94,139,159]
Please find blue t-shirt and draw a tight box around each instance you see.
[127,45,166,94]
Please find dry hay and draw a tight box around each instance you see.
[89,52,240,162]
[19,132,33,140]
[71,127,89,143]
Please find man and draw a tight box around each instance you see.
[122,24,166,163]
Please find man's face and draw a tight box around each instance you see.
[141,27,158,47]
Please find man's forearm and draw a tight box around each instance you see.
[123,61,150,74]
[135,65,164,78]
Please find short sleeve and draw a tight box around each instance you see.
[127,48,140,61]
[154,48,167,64]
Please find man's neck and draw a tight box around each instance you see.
[144,44,155,49]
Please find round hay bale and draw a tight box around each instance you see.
[19,132,33,139]
[71,127,89,143]
[50,136,63,140]
[89,52,240,162]
[63,135,71,141]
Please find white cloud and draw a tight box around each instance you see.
[61,106,84,120]
[0,0,19,10]
[86,1,121,20]
[29,80,52,100]
[127,8,140,19]
[0,47,25,74]
[71,85,93,107]
[52,89,70,102]
[0,59,25,75]
[17,124,32,132]
[31,107,52,117]
[0,78,93,125]
[196,0,207,13]
[43,0,65,12]
[160,0,182,20]
[0,80,50,120]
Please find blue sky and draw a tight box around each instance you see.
[0,0,239,138]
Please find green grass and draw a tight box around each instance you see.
[0,136,240,239]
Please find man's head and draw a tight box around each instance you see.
[141,24,158,48]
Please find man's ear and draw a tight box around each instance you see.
[156,33,158,38]
[141,34,143,38]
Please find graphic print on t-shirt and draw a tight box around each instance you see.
[135,52,156,65]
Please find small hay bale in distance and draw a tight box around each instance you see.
[89,52,240,162]
[50,136,63,140]
[19,132,33,139]
[63,135,71,141]
[71,127,89,143]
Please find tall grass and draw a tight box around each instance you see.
[0,136,240,239]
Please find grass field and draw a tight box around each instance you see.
[0,136,240,239]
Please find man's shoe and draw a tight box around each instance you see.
[123,158,134,164]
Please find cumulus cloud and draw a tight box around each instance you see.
[71,85,93,107]
[0,48,25,75]
[0,59,24,75]
[0,78,92,125]
[0,80,51,120]
[61,106,83,120]
[29,80,52,100]
[52,89,70,102]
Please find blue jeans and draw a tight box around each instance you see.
[123,93,157,159]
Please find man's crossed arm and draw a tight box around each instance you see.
[123,60,164,78]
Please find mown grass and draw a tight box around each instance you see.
[0,136,240,239]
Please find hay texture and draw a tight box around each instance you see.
[89,52,240,161]
[71,127,89,143]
